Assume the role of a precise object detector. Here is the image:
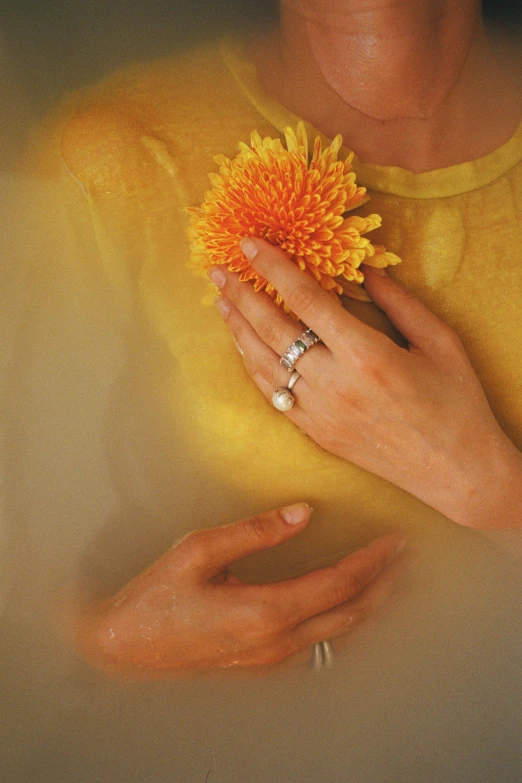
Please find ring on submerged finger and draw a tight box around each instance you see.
[310,640,334,671]
[280,328,321,371]
[272,370,300,412]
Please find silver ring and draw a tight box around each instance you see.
[280,329,321,371]
[272,370,301,412]
[310,640,334,671]
[287,369,300,392]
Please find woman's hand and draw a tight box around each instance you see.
[76,504,405,675]
[210,237,522,530]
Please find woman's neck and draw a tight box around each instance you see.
[250,1,522,171]
[281,0,480,121]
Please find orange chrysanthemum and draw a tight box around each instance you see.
[187,122,400,309]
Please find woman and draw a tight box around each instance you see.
[21,0,522,678]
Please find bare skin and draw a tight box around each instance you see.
[74,0,521,674]
[211,239,522,531]
[76,504,406,675]
[250,0,522,171]
[211,1,522,528]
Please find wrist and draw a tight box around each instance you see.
[448,439,522,530]
[72,598,126,673]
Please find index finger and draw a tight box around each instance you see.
[174,504,311,582]
[239,236,376,353]
[260,533,407,627]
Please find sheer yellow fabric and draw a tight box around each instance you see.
[26,38,522,582]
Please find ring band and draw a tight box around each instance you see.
[272,370,300,412]
[287,369,300,392]
[280,329,321,371]
[310,640,334,671]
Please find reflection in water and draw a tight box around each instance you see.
[1,3,522,782]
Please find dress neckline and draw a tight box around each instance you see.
[219,36,522,199]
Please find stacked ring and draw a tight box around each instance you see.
[280,329,321,371]
[310,641,334,671]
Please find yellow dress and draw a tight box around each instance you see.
[25,37,522,584]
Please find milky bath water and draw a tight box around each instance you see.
[1,2,522,781]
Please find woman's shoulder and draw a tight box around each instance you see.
[24,40,249,196]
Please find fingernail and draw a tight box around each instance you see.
[214,296,231,319]
[208,266,227,289]
[281,502,311,525]
[240,237,259,261]
[233,337,244,356]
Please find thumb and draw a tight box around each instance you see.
[362,265,453,356]
[184,503,312,582]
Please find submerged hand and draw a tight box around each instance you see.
[76,504,405,675]
[211,237,522,529]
